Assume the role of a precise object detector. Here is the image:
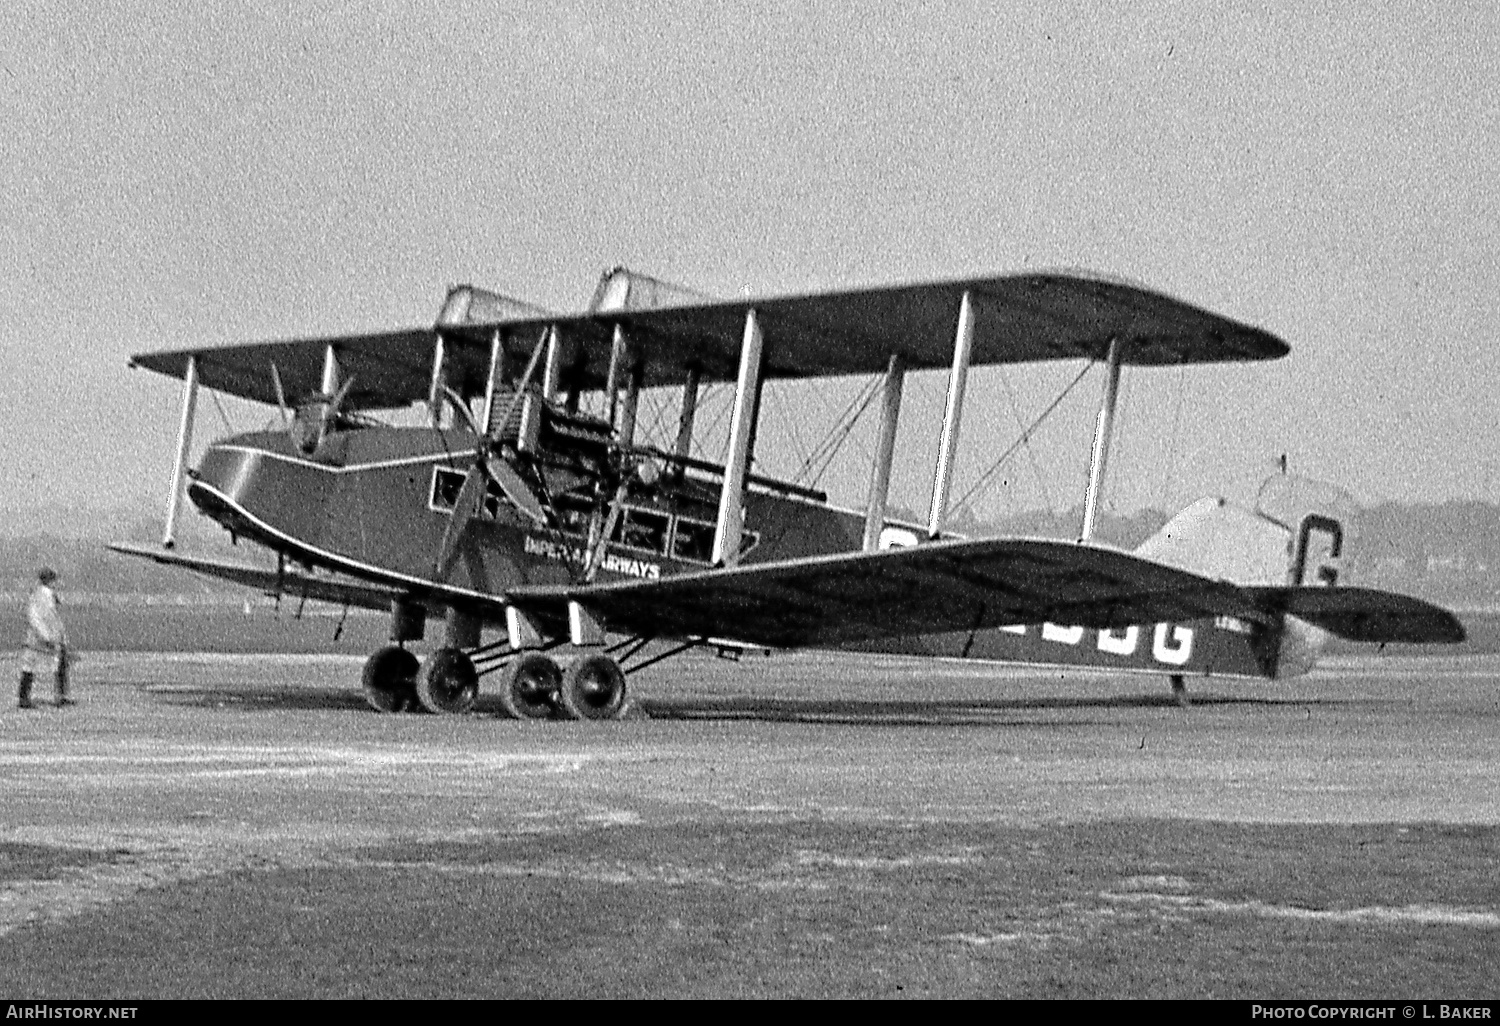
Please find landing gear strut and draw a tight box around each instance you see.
[362,645,419,713]
[416,646,480,714]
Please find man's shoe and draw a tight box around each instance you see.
[55,699,76,707]
[18,700,35,709]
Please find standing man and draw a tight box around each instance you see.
[18,567,71,709]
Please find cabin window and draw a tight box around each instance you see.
[430,467,467,512]
[670,519,760,564]
[672,518,715,563]
[431,465,522,522]
[612,507,670,555]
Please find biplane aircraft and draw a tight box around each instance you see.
[111,268,1464,719]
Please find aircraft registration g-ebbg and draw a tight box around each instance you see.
[112,268,1463,719]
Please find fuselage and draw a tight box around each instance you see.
[189,425,1292,681]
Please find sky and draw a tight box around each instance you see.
[1,0,1496,538]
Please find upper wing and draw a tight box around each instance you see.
[129,328,440,412]
[574,271,1288,386]
[128,271,1288,408]
[1245,586,1465,644]
[515,537,1268,649]
[109,542,403,613]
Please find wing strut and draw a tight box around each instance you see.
[480,328,504,434]
[427,332,448,427]
[1080,336,1124,541]
[615,328,643,446]
[862,353,906,552]
[927,290,975,539]
[518,326,560,452]
[712,308,765,566]
[673,365,702,480]
[162,354,200,548]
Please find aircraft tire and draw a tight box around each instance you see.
[416,647,480,715]
[497,653,560,720]
[362,645,419,713]
[556,653,628,721]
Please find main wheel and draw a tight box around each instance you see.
[498,653,561,720]
[362,645,419,713]
[416,647,480,714]
[556,654,628,721]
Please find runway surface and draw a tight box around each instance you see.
[0,650,1496,998]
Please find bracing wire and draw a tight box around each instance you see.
[636,388,674,450]
[996,366,1057,515]
[763,381,813,474]
[790,381,863,482]
[805,378,884,488]
[694,384,733,459]
[951,361,1096,517]
[792,374,883,486]
[209,388,235,434]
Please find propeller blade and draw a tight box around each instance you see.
[484,455,548,525]
[434,463,486,579]
[433,329,555,581]
[269,362,292,429]
[441,385,483,436]
[327,374,356,422]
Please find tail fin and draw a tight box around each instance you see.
[1135,474,1360,677]
[1135,474,1357,587]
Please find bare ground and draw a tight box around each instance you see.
[0,650,1496,998]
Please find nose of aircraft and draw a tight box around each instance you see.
[187,431,340,554]
[192,439,261,507]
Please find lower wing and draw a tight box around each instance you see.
[113,538,1464,650]
[520,537,1266,648]
[526,538,1463,649]
[109,542,402,613]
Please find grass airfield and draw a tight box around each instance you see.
[0,649,1497,999]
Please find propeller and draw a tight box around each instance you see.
[271,361,357,454]
[434,334,550,579]
[325,374,355,424]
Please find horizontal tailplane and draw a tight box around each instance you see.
[1245,586,1464,645]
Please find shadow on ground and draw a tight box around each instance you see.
[137,678,1346,725]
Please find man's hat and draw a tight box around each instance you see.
[37,567,57,584]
